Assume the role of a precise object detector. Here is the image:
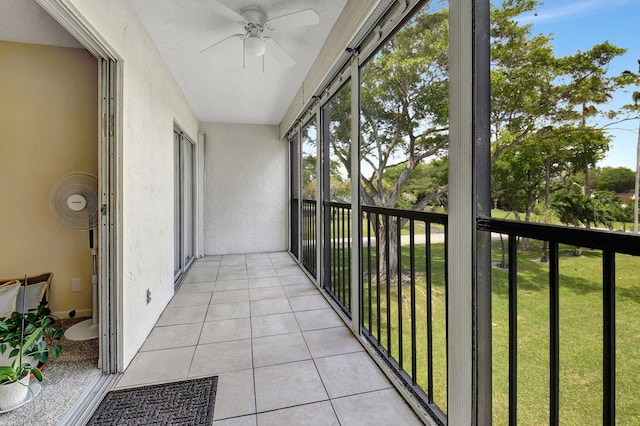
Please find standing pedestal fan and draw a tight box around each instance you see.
[49,172,99,340]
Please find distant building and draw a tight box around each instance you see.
[617,193,634,206]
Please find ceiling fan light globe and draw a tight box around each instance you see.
[245,36,266,56]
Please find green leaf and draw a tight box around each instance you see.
[31,367,43,382]
[54,344,62,357]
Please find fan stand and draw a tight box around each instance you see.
[64,228,99,341]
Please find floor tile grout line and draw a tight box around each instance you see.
[248,257,260,420]
[251,399,338,422]
[173,253,418,425]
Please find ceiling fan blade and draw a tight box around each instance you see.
[211,1,246,22]
[265,37,296,68]
[200,33,244,54]
[265,9,319,31]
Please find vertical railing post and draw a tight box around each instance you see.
[426,227,434,403]
[367,212,373,333]
[508,235,518,425]
[341,206,346,305]
[376,213,381,342]
[386,215,392,354]
[410,219,417,385]
[549,241,560,426]
[603,250,616,425]
[397,215,404,369]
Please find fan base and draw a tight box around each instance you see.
[65,318,99,341]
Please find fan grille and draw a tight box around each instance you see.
[49,172,98,230]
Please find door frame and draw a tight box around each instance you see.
[37,0,122,375]
[174,127,196,287]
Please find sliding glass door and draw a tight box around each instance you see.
[174,128,195,286]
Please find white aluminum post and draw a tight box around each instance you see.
[350,56,361,333]
[314,103,322,289]
[448,0,474,424]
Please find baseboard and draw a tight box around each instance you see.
[52,308,92,320]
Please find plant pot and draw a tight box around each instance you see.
[0,374,30,411]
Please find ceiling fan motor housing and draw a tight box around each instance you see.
[242,6,267,29]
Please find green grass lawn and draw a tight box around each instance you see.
[354,240,640,424]
[492,208,635,232]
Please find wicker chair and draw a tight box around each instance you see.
[0,272,52,315]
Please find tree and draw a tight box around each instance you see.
[634,89,640,232]
[557,42,628,196]
[552,192,596,255]
[328,0,633,278]
[382,160,448,210]
[594,167,635,193]
[355,5,450,280]
[490,0,628,234]
[592,191,624,230]
[492,138,546,222]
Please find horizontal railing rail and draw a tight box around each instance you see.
[477,217,640,256]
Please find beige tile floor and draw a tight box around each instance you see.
[114,252,424,425]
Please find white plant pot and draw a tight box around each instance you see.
[0,375,30,411]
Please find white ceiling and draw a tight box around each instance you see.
[2,0,348,125]
[128,0,348,125]
[0,0,81,48]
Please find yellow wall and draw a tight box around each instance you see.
[0,40,97,318]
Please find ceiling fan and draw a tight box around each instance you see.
[200,2,320,68]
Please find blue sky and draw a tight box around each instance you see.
[518,0,640,170]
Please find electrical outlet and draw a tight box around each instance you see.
[146,288,152,305]
[72,278,81,292]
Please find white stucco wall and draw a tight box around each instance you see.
[201,122,287,255]
[63,0,200,368]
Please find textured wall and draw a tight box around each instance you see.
[64,0,200,368]
[201,122,287,255]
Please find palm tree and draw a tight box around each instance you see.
[633,90,640,232]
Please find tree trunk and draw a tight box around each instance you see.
[499,234,508,269]
[522,206,534,251]
[635,116,640,233]
[582,105,592,229]
[375,218,400,285]
[540,156,550,262]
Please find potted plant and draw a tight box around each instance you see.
[0,301,62,410]
[0,301,62,366]
[0,328,45,410]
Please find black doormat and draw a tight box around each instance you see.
[87,376,218,425]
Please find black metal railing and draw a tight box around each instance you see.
[477,217,640,426]
[361,205,448,424]
[301,199,317,277]
[308,199,639,424]
[323,201,352,316]
[290,197,299,259]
